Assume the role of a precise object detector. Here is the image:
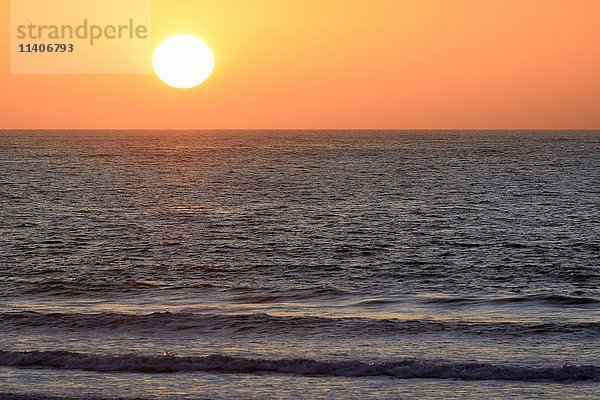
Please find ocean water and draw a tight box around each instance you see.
[0,130,598,399]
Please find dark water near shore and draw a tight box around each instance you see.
[0,130,599,399]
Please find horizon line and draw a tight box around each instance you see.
[1,128,599,132]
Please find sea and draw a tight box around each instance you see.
[0,130,598,399]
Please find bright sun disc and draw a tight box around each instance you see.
[153,35,215,89]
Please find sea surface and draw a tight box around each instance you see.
[0,130,598,399]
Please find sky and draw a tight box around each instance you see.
[1,0,600,130]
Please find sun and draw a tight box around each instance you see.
[152,35,215,89]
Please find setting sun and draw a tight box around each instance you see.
[152,34,214,89]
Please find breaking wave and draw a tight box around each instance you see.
[1,311,598,337]
[0,350,597,382]
[421,294,600,306]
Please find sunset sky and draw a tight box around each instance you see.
[1,0,599,129]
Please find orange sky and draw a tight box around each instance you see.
[1,0,600,129]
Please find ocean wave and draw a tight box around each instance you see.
[10,280,349,301]
[0,394,139,400]
[1,311,598,337]
[0,350,597,382]
[421,294,600,307]
[229,287,349,303]
[17,279,179,297]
